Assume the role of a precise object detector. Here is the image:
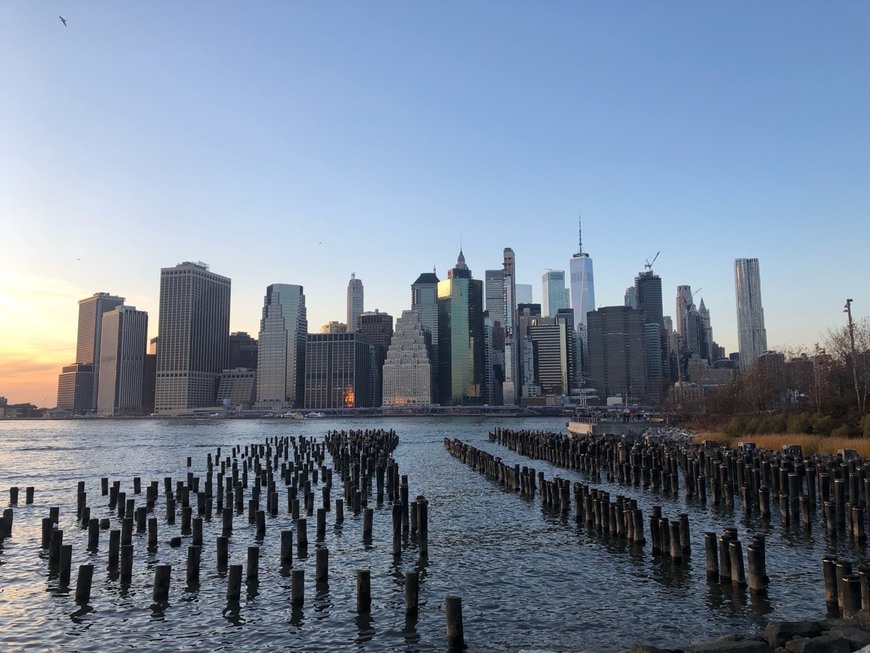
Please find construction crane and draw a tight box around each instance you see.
[644,251,660,271]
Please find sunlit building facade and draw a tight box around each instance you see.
[154,261,231,413]
[735,258,767,370]
[97,306,148,416]
[256,284,307,409]
[382,310,433,406]
[542,270,569,318]
[347,273,364,332]
[437,250,485,405]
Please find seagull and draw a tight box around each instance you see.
[59,16,67,26]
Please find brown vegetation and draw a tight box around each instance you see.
[693,430,870,457]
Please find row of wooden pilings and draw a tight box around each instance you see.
[447,436,773,595]
[490,428,870,545]
[6,430,465,651]
[821,556,870,618]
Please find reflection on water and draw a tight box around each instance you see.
[0,416,857,652]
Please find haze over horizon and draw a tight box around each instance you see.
[1,2,868,407]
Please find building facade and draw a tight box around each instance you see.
[229,332,258,369]
[437,250,485,405]
[382,310,433,406]
[358,310,394,407]
[347,273,364,332]
[74,292,125,410]
[587,306,646,404]
[154,262,231,413]
[734,258,768,369]
[97,306,148,415]
[569,217,595,333]
[56,363,95,413]
[256,284,308,409]
[411,271,440,390]
[542,270,569,318]
[304,333,374,409]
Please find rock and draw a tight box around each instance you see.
[855,610,870,630]
[763,622,823,648]
[684,639,772,653]
[630,645,679,653]
[826,625,870,649]
[783,635,851,653]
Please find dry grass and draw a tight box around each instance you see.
[693,431,870,457]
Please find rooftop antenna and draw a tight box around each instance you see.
[644,251,660,271]
[577,215,583,255]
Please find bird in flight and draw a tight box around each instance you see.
[59,16,67,26]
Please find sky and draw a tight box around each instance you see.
[1,2,868,407]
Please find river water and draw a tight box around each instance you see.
[0,417,857,652]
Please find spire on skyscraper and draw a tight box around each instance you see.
[456,248,468,271]
[577,215,583,256]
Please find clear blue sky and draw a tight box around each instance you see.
[1,1,868,405]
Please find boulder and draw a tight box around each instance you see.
[763,622,823,648]
[826,625,870,650]
[683,639,772,653]
[629,645,680,653]
[784,635,851,653]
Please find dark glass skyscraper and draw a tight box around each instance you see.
[437,250,485,405]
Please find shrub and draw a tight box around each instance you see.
[786,412,811,435]
[810,413,835,435]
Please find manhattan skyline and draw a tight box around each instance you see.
[1,2,868,406]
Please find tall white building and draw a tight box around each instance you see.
[154,261,231,413]
[542,270,569,317]
[735,258,767,370]
[76,292,125,409]
[569,217,595,332]
[347,273,364,332]
[97,306,148,415]
[382,310,432,406]
[256,283,308,409]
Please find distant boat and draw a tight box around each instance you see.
[280,412,303,419]
[304,411,326,418]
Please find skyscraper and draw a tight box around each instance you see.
[77,292,126,366]
[412,271,440,390]
[634,268,666,405]
[502,248,518,405]
[256,284,307,409]
[542,270,569,318]
[97,306,148,416]
[75,292,125,409]
[358,310,394,407]
[304,333,373,409]
[735,258,768,369]
[569,217,595,332]
[587,306,646,404]
[382,310,433,406]
[437,249,485,405]
[347,273,364,332]
[154,261,231,413]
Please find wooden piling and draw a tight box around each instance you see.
[291,569,305,606]
[153,564,171,602]
[246,546,259,582]
[843,574,862,618]
[187,546,201,585]
[316,547,328,582]
[75,564,94,604]
[356,569,371,612]
[59,544,72,587]
[280,530,293,566]
[120,544,133,583]
[227,564,242,601]
[216,535,229,569]
[704,532,718,580]
[405,571,419,615]
[445,595,465,651]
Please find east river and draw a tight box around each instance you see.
[0,417,856,652]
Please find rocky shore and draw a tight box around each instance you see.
[631,611,870,652]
